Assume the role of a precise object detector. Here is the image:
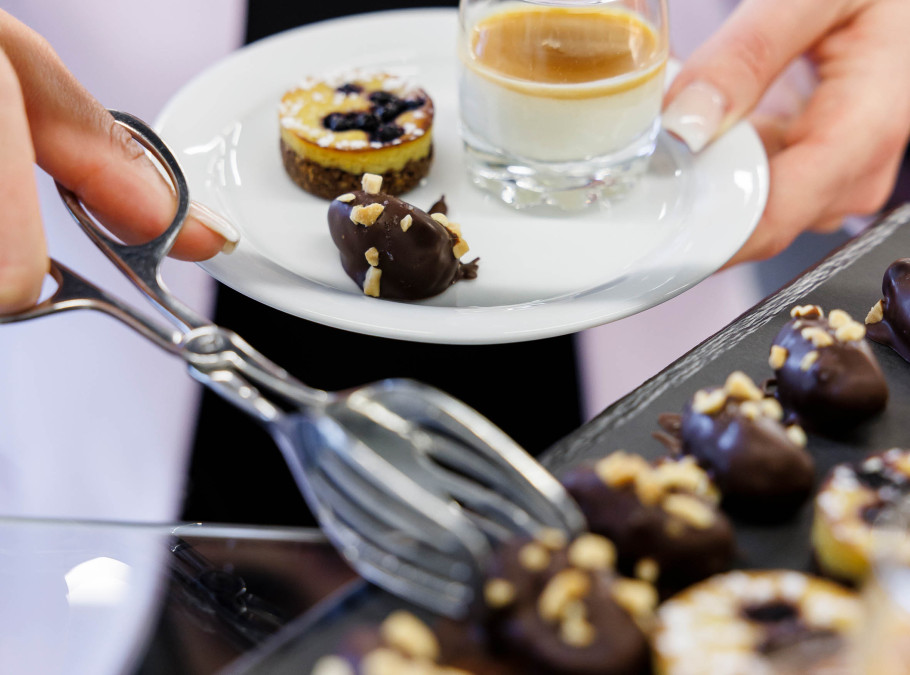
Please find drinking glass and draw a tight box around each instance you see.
[457,0,669,209]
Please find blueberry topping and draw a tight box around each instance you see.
[743,601,799,624]
[321,89,426,142]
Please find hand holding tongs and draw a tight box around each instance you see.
[0,112,585,618]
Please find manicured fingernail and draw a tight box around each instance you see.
[662,80,728,153]
[189,201,240,254]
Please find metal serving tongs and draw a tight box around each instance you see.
[1,111,585,618]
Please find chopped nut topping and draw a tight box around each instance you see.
[786,425,808,447]
[400,214,413,232]
[650,458,713,499]
[484,578,517,609]
[791,305,823,319]
[380,611,440,661]
[536,528,568,551]
[350,203,385,226]
[361,173,383,194]
[335,193,356,203]
[692,388,727,415]
[761,398,784,421]
[725,371,764,401]
[634,471,665,506]
[445,221,462,237]
[866,300,884,325]
[567,534,616,571]
[835,321,865,343]
[634,558,660,584]
[363,267,381,297]
[662,494,714,529]
[361,648,405,675]
[611,578,658,620]
[801,327,835,348]
[800,350,819,371]
[828,309,852,329]
[518,542,551,571]
[452,239,470,259]
[538,569,591,622]
[560,615,597,648]
[594,451,649,488]
[364,247,379,267]
[430,213,449,227]
[769,345,788,370]
[739,401,762,420]
[311,655,355,675]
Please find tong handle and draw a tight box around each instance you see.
[55,110,209,332]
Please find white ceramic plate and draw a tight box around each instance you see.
[156,8,768,345]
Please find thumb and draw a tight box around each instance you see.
[662,0,855,152]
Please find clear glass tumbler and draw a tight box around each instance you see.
[457,0,669,210]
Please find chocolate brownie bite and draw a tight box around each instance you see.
[770,305,888,432]
[866,258,910,362]
[812,448,910,584]
[561,452,735,595]
[483,532,654,675]
[328,174,478,300]
[653,571,862,675]
[659,371,814,520]
[280,70,434,199]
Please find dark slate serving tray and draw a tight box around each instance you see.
[226,204,910,674]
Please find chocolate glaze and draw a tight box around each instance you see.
[328,191,478,300]
[772,314,888,431]
[867,258,910,361]
[660,393,815,520]
[486,540,649,675]
[560,463,734,595]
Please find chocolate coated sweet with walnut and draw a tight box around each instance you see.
[561,453,735,595]
[658,371,815,521]
[771,305,887,432]
[327,175,478,300]
[866,258,910,362]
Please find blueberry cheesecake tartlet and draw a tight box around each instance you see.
[328,174,477,300]
[561,452,735,595]
[812,448,910,584]
[770,305,888,432]
[658,371,815,520]
[653,570,862,675]
[280,70,434,199]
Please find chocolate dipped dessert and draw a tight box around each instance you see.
[280,70,434,199]
[866,258,910,361]
[561,452,734,595]
[658,371,814,520]
[483,531,654,675]
[812,448,910,584]
[653,570,862,675]
[328,174,478,300]
[770,305,888,432]
[309,610,514,675]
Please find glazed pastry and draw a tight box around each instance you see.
[328,174,478,300]
[866,258,910,361]
[653,570,862,675]
[561,452,735,594]
[658,371,814,520]
[483,531,654,675]
[812,448,910,583]
[770,305,887,431]
[280,70,433,199]
[309,610,513,675]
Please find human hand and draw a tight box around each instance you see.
[0,10,238,313]
[662,0,910,266]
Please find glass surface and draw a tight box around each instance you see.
[0,518,356,675]
[457,0,669,209]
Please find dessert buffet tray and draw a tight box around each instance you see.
[227,204,910,673]
[155,8,767,345]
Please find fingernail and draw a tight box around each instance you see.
[662,80,728,153]
[189,201,240,254]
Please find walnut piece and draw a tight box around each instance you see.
[400,214,413,232]
[692,389,727,415]
[363,267,382,297]
[538,569,591,622]
[662,494,714,529]
[769,345,788,370]
[724,371,764,401]
[380,611,440,661]
[350,203,385,226]
[335,193,356,203]
[518,542,551,571]
[361,173,383,194]
[866,300,884,325]
[484,578,517,609]
[567,534,616,571]
[364,247,379,267]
